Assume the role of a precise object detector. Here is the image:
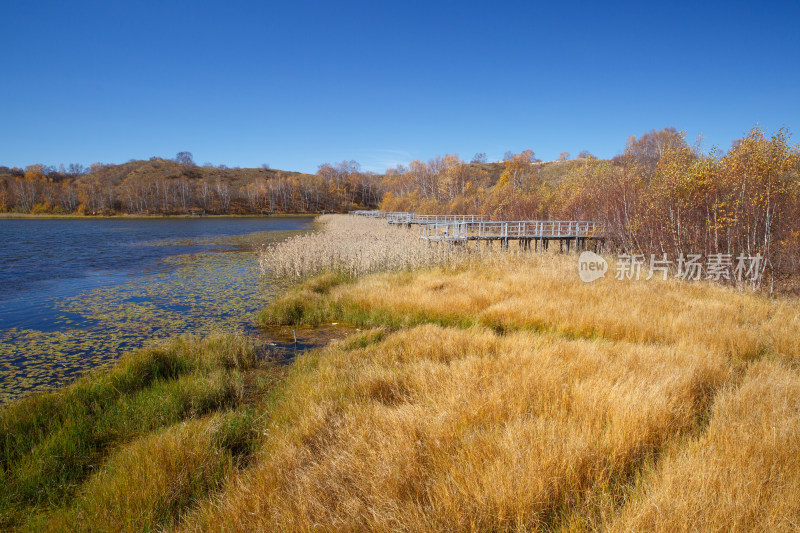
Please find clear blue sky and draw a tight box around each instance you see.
[2,0,799,173]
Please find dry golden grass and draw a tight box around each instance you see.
[178,326,731,532]
[259,214,476,281]
[292,252,800,361]
[196,217,800,532]
[611,359,800,532]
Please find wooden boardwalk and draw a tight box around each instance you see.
[349,211,604,252]
[349,210,382,218]
[348,211,488,225]
[386,213,488,225]
[419,220,603,251]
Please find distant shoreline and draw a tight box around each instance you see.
[0,213,323,220]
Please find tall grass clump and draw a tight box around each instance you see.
[242,246,800,531]
[611,359,800,532]
[0,331,260,530]
[259,214,476,281]
[36,411,260,533]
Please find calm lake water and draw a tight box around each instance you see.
[0,217,315,402]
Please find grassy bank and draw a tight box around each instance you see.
[0,332,276,531]
[4,214,800,531]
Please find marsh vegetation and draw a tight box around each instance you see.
[3,215,799,531]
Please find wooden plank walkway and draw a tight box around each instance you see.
[386,213,488,225]
[348,211,604,251]
[419,220,603,251]
[349,209,382,217]
[420,220,601,240]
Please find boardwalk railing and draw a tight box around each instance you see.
[348,211,488,224]
[386,213,488,225]
[419,220,603,241]
[347,211,604,246]
[349,210,382,217]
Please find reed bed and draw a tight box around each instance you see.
[259,214,476,281]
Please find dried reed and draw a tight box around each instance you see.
[259,214,478,281]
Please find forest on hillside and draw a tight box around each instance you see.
[3,126,799,286]
[0,154,384,215]
[380,127,800,288]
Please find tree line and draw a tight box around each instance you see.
[379,126,800,289]
[0,155,384,215]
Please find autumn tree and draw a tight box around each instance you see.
[622,127,686,177]
[215,179,231,211]
[15,165,45,212]
[500,150,537,191]
[175,151,195,166]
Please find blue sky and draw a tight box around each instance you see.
[2,0,799,173]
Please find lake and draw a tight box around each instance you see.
[0,216,315,402]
